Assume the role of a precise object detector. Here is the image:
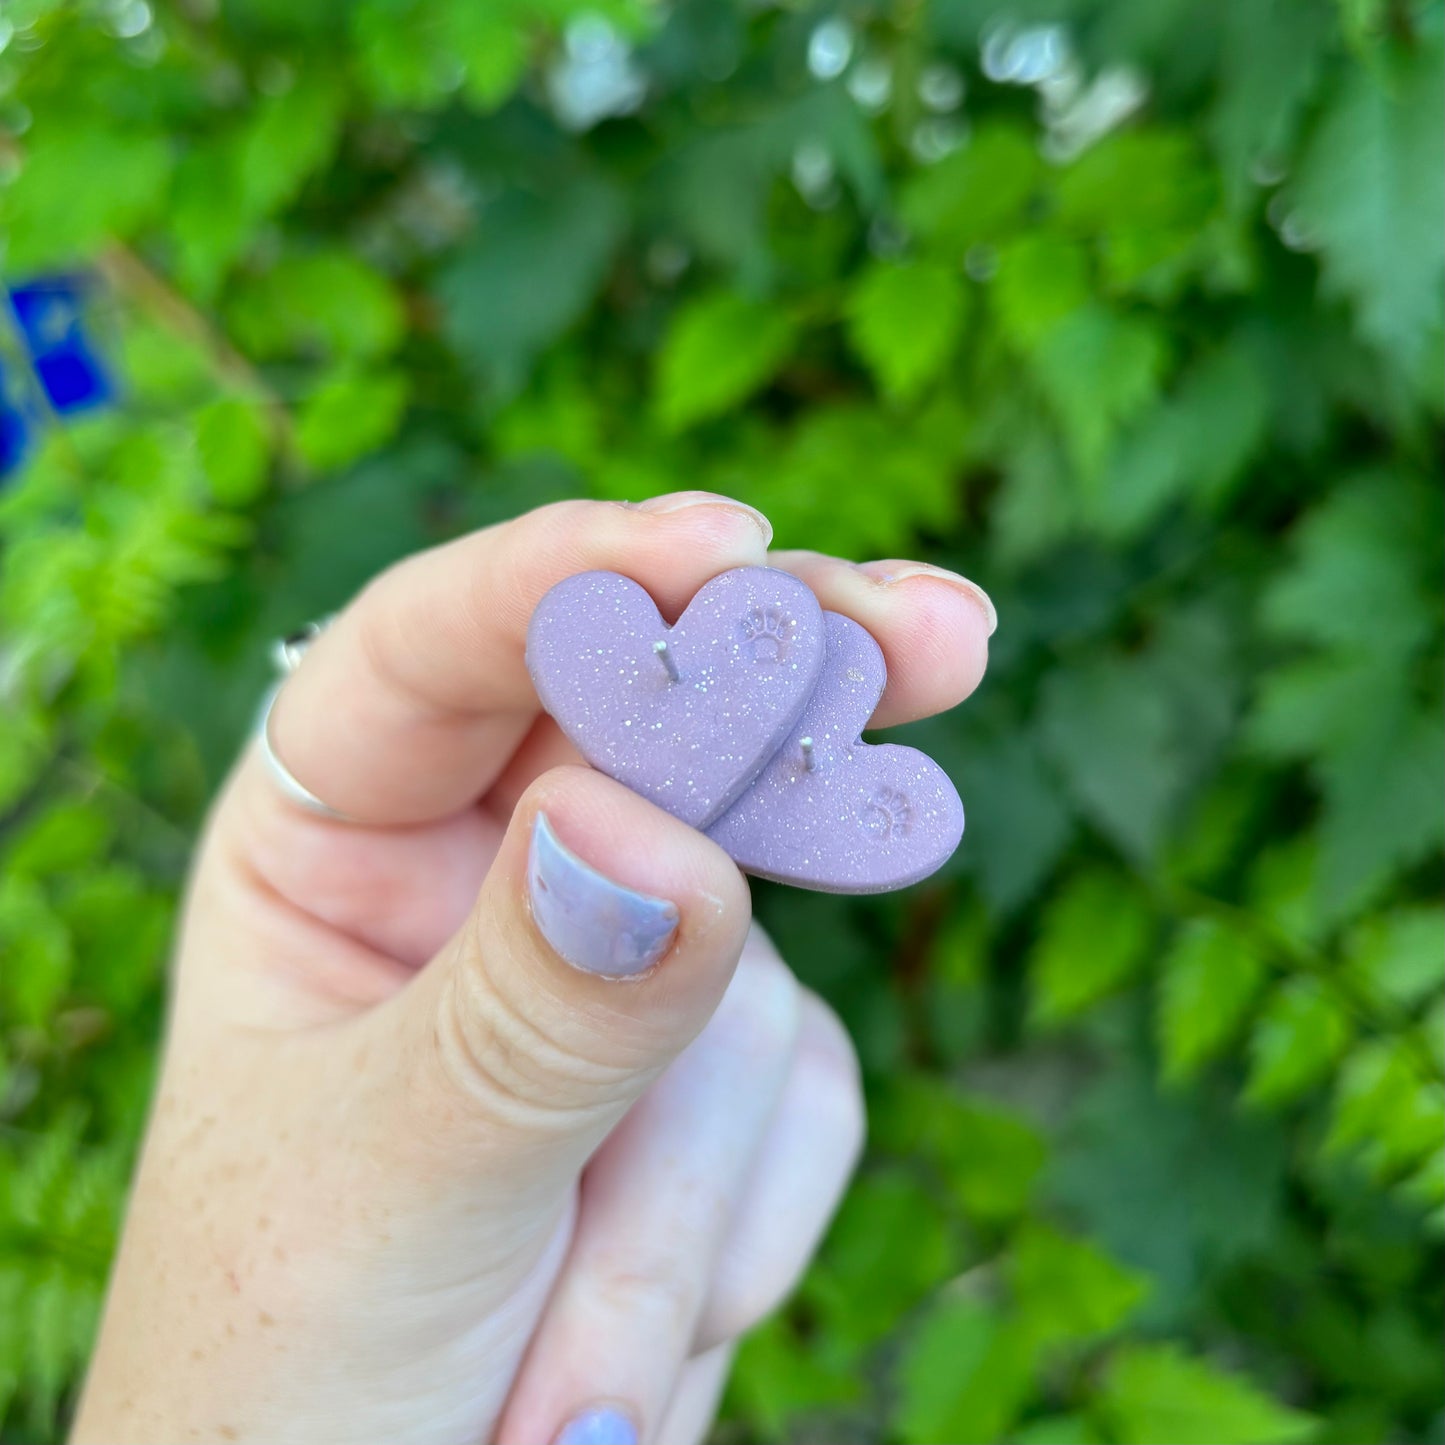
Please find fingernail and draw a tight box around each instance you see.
[631,491,773,547]
[528,814,680,978]
[856,560,998,637]
[554,1405,640,1445]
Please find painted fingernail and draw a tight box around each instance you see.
[631,491,773,547]
[554,1404,640,1445]
[857,560,998,637]
[528,813,680,978]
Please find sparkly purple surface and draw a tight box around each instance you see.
[707,612,964,892]
[526,566,826,828]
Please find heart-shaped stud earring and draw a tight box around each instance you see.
[706,611,964,892]
[526,567,827,829]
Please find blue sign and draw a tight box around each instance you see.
[8,276,114,414]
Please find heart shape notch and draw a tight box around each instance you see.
[526,567,827,829]
[706,611,964,892]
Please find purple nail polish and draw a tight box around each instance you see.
[553,1406,640,1445]
[528,813,679,978]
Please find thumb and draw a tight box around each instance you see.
[366,764,753,1220]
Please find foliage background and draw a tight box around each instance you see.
[1,0,1442,1440]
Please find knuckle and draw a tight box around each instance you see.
[590,1244,707,1337]
[427,939,632,1139]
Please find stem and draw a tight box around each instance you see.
[95,243,297,462]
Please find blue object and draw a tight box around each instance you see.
[7,276,114,414]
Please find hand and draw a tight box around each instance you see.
[71,494,993,1445]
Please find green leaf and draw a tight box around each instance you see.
[0,875,72,1027]
[195,397,272,506]
[1209,0,1330,204]
[441,0,535,111]
[1038,655,1184,860]
[1347,908,1445,1010]
[893,1297,1034,1445]
[1260,473,1441,657]
[228,251,407,362]
[1157,918,1266,1084]
[0,708,53,814]
[1054,131,1217,293]
[737,401,962,556]
[1013,1416,1102,1445]
[3,800,112,878]
[438,176,626,397]
[727,1314,860,1441]
[0,124,171,269]
[1328,1039,1444,1177]
[804,1168,956,1350]
[1052,1055,1289,1316]
[1009,1223,1150,1351]
[62,868,170,1015]
[1245,835,1327,950]
[992,234,1092,350]
[1097,1343,1315,1445]
[1028,870,1154,1026]
[295,368,409,472]
[1096,340,1269,537]
[1248,645,1444,921]
[949,724,1077,913]
[1290,40,1445,370]
[1243,978,1354,1108]
[845,261,969,401]
[1031,305,1170,476]
[900,123,1042,253]
[875,1077,1047,1221]
[656,292,797,429]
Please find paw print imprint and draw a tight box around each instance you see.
[742,606,795,663]
[861,785,912,841]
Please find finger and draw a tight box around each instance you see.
[222,752,501,971]
[654,1344,735,1445]
[486,713,588,821]
[256,493,772,826]
[694,989,864,1351]
[543,1347,734,1445]
[494,929,802,1445]
[767,549,993,728]
[355,764,753,1268]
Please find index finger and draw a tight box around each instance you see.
[256,494,773,826]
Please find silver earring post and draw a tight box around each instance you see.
[654,639,682,683]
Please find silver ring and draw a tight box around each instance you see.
[257,618,357,823]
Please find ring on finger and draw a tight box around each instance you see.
[255,617,358,824]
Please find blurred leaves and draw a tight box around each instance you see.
[1,0,1442,1439]
[656,291,797,429]
[1290,37,1445,374]
[846,261,969,401]
[1096,1343,1315,1445]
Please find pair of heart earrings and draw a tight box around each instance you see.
[525,566,964,894]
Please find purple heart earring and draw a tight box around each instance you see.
[707,611,964,892]
[526,566,827,828]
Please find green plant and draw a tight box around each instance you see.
[1,0,1441,1440]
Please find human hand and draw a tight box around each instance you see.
[71,494,994,1445]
